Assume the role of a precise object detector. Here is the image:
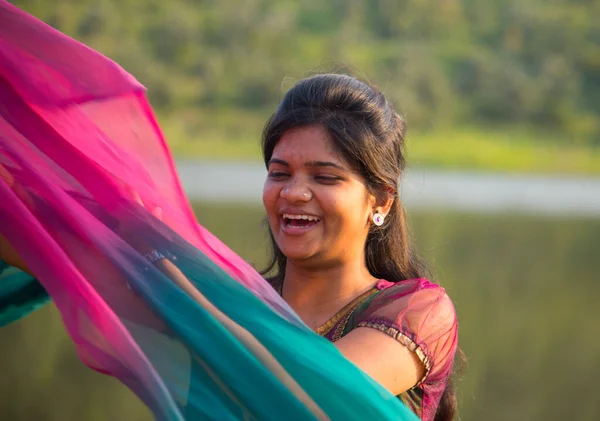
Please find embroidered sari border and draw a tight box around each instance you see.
[357,319,431,388]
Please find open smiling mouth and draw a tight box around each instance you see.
[282,213,321,229]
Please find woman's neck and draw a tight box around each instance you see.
[281,259,378,329]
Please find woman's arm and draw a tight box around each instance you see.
[334,328,425,395]
[151,257,328,420]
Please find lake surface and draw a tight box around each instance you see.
[177,160,600,216]
[1,166,599,421]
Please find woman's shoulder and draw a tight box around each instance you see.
[352,278,458,358]
[349,278,457,339]
[366,278,456,321]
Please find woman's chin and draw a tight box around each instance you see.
[279,245,320,263]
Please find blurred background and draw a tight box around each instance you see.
[2,0,600,420]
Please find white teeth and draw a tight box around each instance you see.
[282,213,320,222]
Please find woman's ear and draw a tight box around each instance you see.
[374,190,395,218]
[380,195,394,217]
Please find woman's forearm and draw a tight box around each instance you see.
[152,258,328,420]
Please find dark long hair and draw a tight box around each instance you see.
[261,74,457,420]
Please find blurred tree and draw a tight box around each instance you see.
[11,0,600,144]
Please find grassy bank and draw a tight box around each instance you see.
[160,112,600,175]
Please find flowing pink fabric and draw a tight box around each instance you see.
[0,2,323,419]
[0,0,295,323]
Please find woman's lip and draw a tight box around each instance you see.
[279,210,321,218]
[279,217,321,235]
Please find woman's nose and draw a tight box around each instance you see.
[280,180,312,202]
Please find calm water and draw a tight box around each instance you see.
[1,205,599,421]
[177,161,600,216]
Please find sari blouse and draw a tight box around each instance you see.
[316,279,458,421]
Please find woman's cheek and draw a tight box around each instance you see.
[262,183,277,209]
[265,184,285,226]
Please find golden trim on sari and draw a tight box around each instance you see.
[314,287,378,340]
[356,320,431,388]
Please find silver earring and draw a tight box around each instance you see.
[372,213,385,226]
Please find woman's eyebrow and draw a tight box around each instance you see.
[268,158,347,172]
[305,160,347,171]
[267,158,289,167]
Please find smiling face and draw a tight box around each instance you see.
[263,125,376,269]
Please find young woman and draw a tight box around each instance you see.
[259,74,458,420]
[0,3,456,420]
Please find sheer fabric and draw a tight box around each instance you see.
[0,2,421,420]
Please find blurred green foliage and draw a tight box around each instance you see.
[1,204,599,420]
[168,127,600,174]
[13,0,600,148]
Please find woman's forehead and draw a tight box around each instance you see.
[272,125,345,164]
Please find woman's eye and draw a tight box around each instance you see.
[315,175,341,184]
[268,171,289,179]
